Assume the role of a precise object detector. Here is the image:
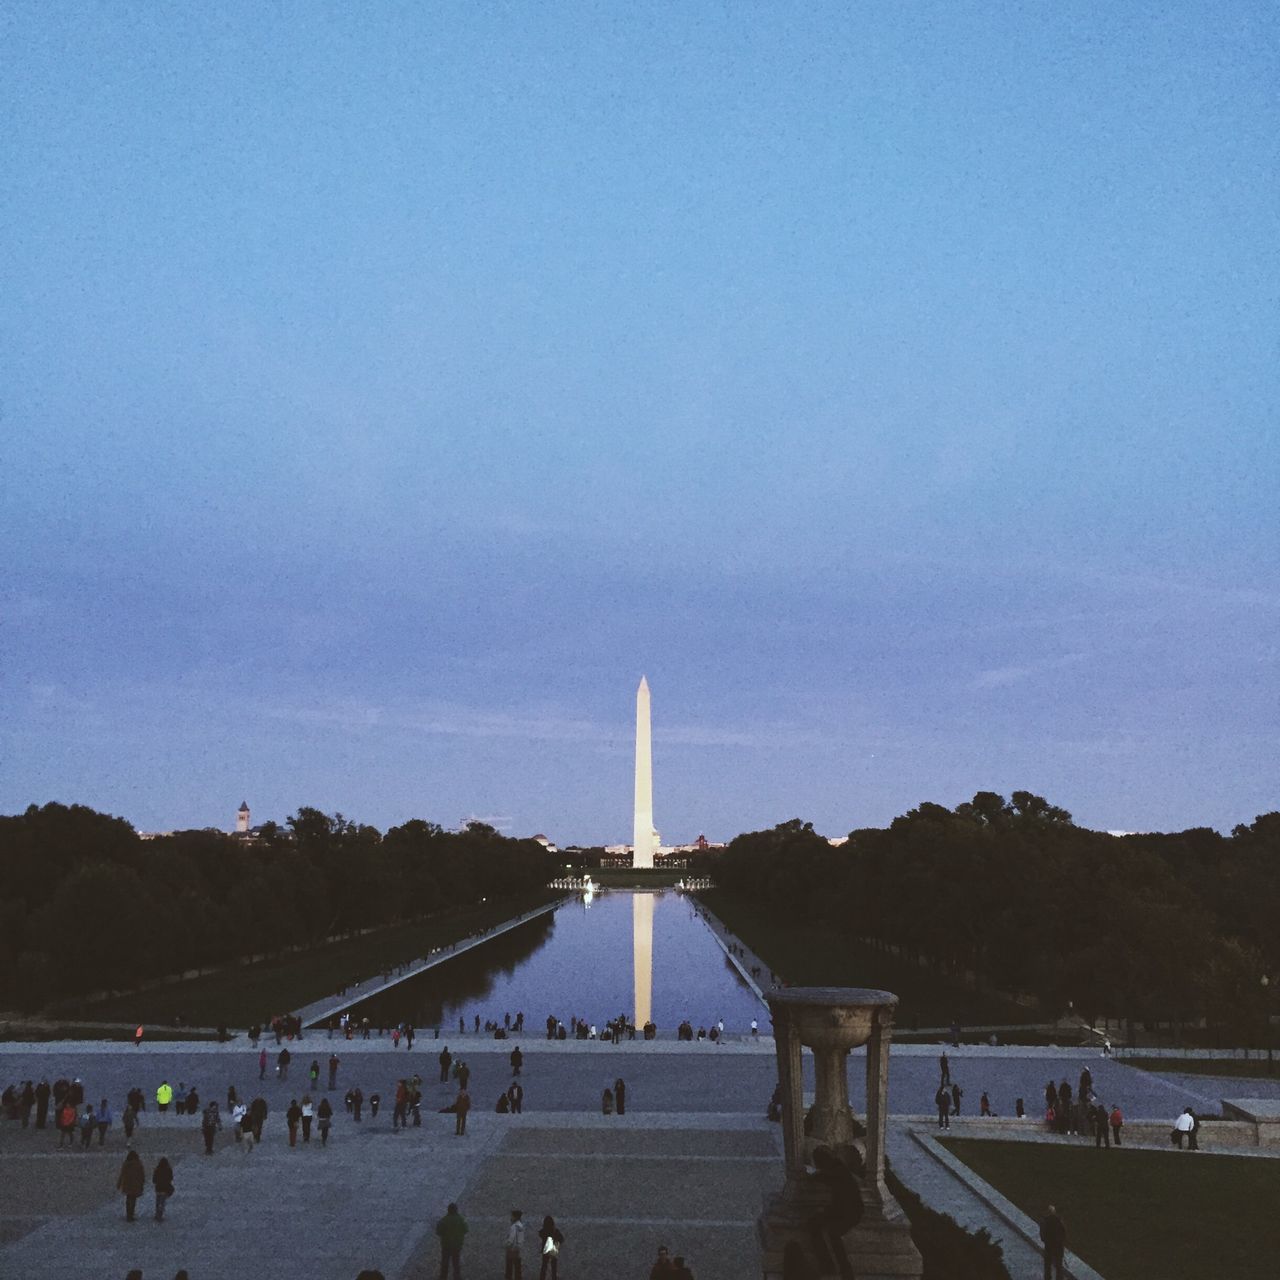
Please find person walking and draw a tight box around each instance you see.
[436,1201,468,1280]
[156,1081,173,1113]
[439,1046,453,1083]
[454,1087,471,1136]
[950,1083,962,1116]
[935,1086,951,1130]
[249,1095,268,1143]
[614,1078,627,1116]
[116,1149,145,1221]
[510,1046,523,1076]
[301,1095,314,1142]
[537,1214,565,1280]
[1110,1104,1124,1146]
[309,1060,320,1091]
[152,1156,174,1222]
[1093,1100,1110,1148]
[79,1104,96,1149]
[508,1081,524,1114]
[201,1101,221,1154]
[258,1048,268,1081]
[328,1052,340,1090]
[95,1098,112,1145]
[57,1099,77,1146]
[286,1099,302,1146]
[1040,1204,1066,1280]
[505,1208,525,1279]
[277,1047,291,1080]
[939,1052,950,1086]
[317,1096,333,1145]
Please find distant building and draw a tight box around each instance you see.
[668,833,727,854]
[531,833,559,854]
[236,801,250,834]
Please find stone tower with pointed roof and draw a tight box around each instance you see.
[236,801,250,834]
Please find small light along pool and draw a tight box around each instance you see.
[341,889,765,1035]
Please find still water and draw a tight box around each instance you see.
[345,890,764,1033]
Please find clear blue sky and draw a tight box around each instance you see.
[3,3,1276,840]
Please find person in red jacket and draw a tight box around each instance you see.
[1109,1104,1124,1146]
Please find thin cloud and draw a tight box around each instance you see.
[973,652,1088,690]
[263,699,824,750]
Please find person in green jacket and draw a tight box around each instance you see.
[436,1202,468,1279]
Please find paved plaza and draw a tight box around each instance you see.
[0,1035,1256,1280]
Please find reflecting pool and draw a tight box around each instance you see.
[344,890,764,1033]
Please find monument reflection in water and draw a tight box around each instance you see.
[341,890,761,1032]
[633,892,654,1027]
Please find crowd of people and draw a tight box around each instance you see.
[231,1000,762,1050]
[927,1053,1210,1156]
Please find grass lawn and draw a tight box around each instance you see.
[697,890,1037,1028]
[942,1138,1280,1280]
[55,890,562,1029]
[1123,1056,1280,1079]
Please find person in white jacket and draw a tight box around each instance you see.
[504,1209,525,1279]
[1173,1108,1197,1149]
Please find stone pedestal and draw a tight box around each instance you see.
[760,987,922,1280]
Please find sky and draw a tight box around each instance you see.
[2,3,1277,841]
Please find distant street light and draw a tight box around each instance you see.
[1263,975,1274,1074]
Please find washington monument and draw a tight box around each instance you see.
[632,675,655,869]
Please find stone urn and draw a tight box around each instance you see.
[760,987,922,1280]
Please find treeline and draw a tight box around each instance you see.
[698,793,1280,1041]
[0,803,560,1013]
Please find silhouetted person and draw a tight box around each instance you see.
[436,1201,468,1279]
[116,1150,145,1221]
[1040,1204,1066,1280]
[808,1146,863,1280]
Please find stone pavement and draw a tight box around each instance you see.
[0,1038,1224,1121]
[0,1038,1255,1280]
[408,1116,782,1280]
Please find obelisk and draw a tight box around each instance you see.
[632,675,655,869]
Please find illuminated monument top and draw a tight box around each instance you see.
[632,676,656,869]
